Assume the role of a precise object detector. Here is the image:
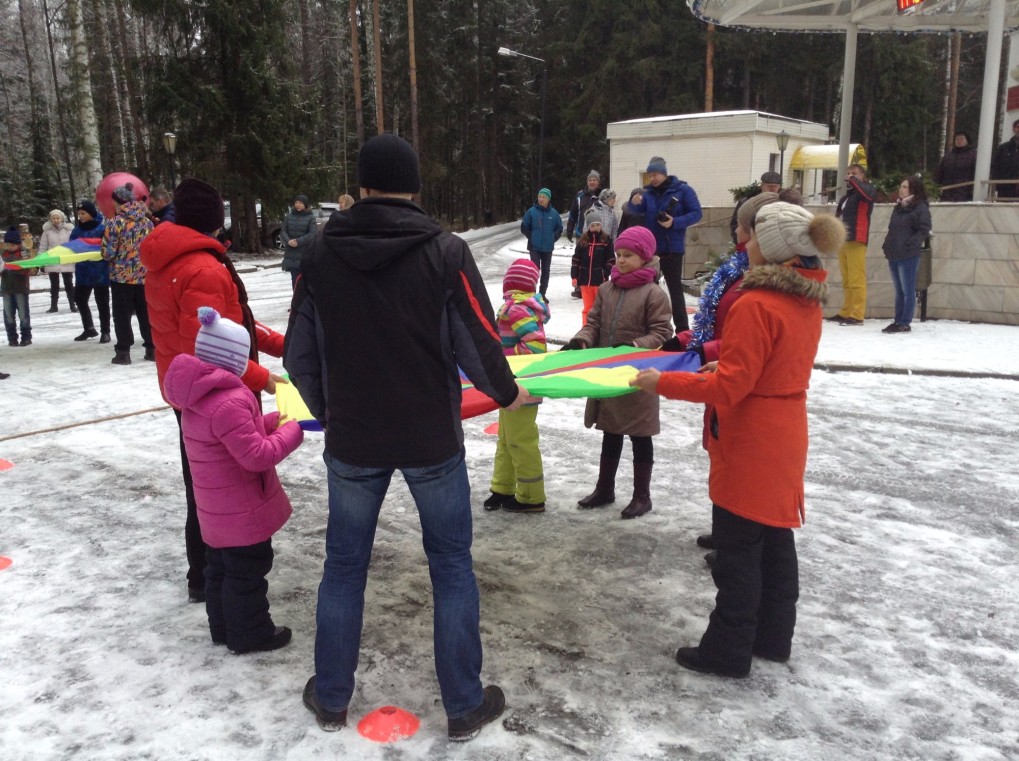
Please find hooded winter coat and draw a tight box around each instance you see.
[140,222,285,400]
[38,217,74,273]
[280,206,317,272]
[655,263,828,528]
[882,199,932,262]
[573,260,673,437]
[71,215,108,288]
[163,353,303,549]
[102,200,153,284]
[284,196,518,468]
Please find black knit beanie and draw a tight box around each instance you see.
[174,178,225,234]
[76,199,99,219]
[357,134,421,194]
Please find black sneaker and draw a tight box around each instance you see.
[824,314,844,322]
[882,323,910,334]
[502,497,545,513]
[695,533,715,550]
[448,685,505,742]
[483,492,513,511]
[229,625,292,654]
[838,317,863,326]
[303,676,348,731]
[675,646,750,679]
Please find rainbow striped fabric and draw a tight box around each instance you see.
[2,237,102,270]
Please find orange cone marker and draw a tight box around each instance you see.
[0,557,12,571]
[0,458,13,472]
[357,706,420,743]
[484,422,499,435]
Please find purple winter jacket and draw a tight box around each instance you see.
[163,353,304,549]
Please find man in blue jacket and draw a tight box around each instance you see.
[638,156,702,332]
[520,187,562,298]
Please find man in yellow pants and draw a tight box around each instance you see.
[829,164,876,325]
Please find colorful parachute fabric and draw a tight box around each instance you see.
[3,237,103,270]
[461,346,702,419]
[275,347,702,429]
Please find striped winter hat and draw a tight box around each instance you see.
[503,258,540,294]
[194,307,249,376]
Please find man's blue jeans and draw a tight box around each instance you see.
[314,448,484,719]
[888,256,921,326]
[3,293,31,343]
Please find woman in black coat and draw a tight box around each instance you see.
[881,176,932,334]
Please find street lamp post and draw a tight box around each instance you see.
[162,132,177,189]
[498,46,547,189]
[776,130,790,180]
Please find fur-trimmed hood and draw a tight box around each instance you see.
[739,263,828,305]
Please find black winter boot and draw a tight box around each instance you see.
[620,462,653,519]
[577,456,618,508]
[111,350,132,365]
[47,296,59,314]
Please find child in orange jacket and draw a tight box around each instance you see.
[632,202,843,678]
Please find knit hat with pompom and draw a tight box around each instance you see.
[753,203,845,263]
[194,307,250,376]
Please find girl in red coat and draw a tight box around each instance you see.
[632,202,844,677]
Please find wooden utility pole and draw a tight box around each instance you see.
[705,23,715,112]
[408,0,419,151]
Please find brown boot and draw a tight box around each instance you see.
[578,456,618,508]
[621,462,653,519]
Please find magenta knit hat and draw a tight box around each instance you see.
[503,258,540,293]
[614,226,656,261]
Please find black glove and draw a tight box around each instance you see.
[660,336,684,352]
[611,342,632,348]
[560,338,585,351]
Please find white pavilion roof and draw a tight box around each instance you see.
[687,0,1019,33]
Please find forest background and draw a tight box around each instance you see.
[0,0,998,251]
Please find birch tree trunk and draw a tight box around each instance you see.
[349,0,365,146]
[112,0,148,177]
[407,0,419,151]
[67,0,104,190]
[90,0,127,169]
[42,0,77,205]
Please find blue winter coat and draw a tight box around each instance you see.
[639,176,702,256]
[521,203,563,254]
[71,215,110,287]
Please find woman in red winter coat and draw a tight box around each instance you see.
[632,202,844,678]
[140,178,289,603]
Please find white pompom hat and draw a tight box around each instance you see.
[194,307,250,376]
[753,202,845,263]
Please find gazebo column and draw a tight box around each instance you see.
[836,22,858,198]
[974,0,1006,201]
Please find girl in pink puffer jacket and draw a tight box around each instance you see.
[163,307,303,654]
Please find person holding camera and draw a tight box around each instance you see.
[830,163,876,326]
[636,156,702,332]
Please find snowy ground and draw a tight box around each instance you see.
[2,226,1018,761]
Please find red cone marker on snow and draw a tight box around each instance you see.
[357,705,420,742]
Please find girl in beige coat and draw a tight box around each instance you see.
[562,226,673,518]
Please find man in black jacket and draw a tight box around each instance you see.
[991,119,1019,199]
[285,133,529,742]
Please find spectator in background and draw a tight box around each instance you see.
[280,194,317,289]
[829,164,876,326]
[2,226,32,347]
[618,188,644,234]
[990,119,1019,200]
[584,188,619,241]
[39,209,77,313]
[338,194,355,211]
[730,171,782,244]
[71,200,110,343]
[933,132,976,202]
[148,187,176,225]
[881,176,932,335]
[636,156,703,332]
[102,182,155,364]
[520,187,562,298]
[567,170,605,297]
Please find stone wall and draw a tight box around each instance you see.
[683,203,1019,326]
